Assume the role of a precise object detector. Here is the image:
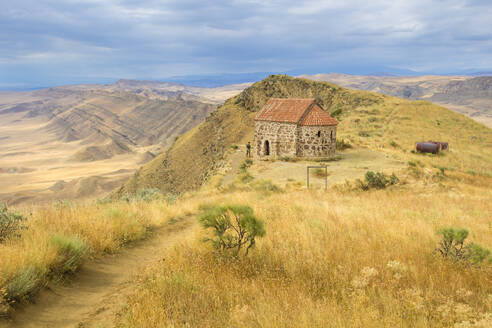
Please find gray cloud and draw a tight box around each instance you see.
[1,0,491,87]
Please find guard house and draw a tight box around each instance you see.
[254,98,339,159]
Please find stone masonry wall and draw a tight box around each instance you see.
[296,125,336,158]
[254,121,297,159]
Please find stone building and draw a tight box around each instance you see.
[254,98,339,159]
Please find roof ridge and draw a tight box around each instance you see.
[255,98,335,125]
[299,104,339,126]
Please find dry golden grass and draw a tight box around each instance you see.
[0,198,198,313]
[115,177,492,328]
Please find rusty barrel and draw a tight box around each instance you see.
[428,140,448,150]
[416,142,440,154]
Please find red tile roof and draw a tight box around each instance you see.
[299,104,339,126]
[254,98,338,126]
[255,98,314,123]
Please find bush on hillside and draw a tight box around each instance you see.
[356,171,399,190]
[239,159,253,170]
[51,235,90,274]
[330,106,343,119]
[436,227,491,265]
[0,205,28,243]
[136,188,163,202]
[6,266,42,302]
[198,204,265,257]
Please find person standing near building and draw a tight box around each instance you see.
[246,141,251,157]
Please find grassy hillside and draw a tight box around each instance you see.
[114,75,491,197]
[115,182,491,327]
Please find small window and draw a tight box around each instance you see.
[317,131,321,137]
[330,131,333,139]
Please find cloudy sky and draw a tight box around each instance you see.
[1,0,491,88]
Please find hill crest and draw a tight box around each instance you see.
[113,75,491,198]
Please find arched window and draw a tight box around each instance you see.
[330,131,333,140]
[317,131,321,137]
[264,140,270,156]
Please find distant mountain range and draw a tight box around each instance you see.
[4,67,492,91]
[299,74,492,127]
[0,80,247,204]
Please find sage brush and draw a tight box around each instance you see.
[198,204,265,256]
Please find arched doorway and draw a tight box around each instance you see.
[264,140,270,156]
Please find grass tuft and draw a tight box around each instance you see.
[51,235,90,275]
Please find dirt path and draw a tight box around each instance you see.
[1,217,198,328]
[221,146,249,187]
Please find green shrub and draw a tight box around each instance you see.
[198,204,265,256]
[468,243,492,265]
[0,205,28,243]
[330,106,342,119]
[239,159,253,170]
[230,144,239,150]
[6,266,42,301]
[136,188,163,202]
[436,227,491,265]
[51,235,90,274]
[365,171,387,189]
[336,139,352,151]
[358,131,370,137]
[389,140,399,148]
[357,171,399,190]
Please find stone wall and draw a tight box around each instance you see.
[296,125,336,158]
[254,121,337,159]
[254,121,297,159]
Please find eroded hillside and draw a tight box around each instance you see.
[0,83,223,204]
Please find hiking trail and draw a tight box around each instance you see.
[1,217,198,328]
